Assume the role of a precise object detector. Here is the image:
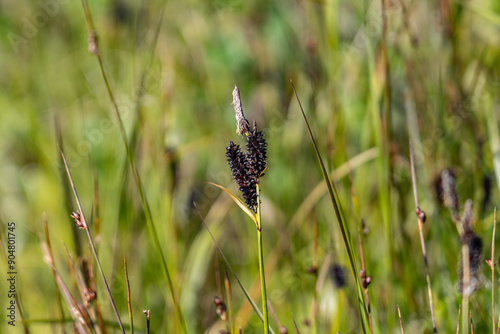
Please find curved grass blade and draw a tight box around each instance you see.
[58,145,125,334]
[207,182,257,224]
[291,80,369,333]
[194,203,275,334]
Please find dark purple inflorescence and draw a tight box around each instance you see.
[329,263,346,288]
[246,121,267,178]
[226,122,267,213]
[226,141,258,212]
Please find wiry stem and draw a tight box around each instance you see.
[124,256,134,334]
[58,146,125,334]
[490,208,497,334]
[409,142,437,334]
[78,0,185,331]
[358,231,373,334]
[224,269,235,334]
[398,305,405,334]
[256,183,269,334]
[462,243,470,334]
[42,213,67,334]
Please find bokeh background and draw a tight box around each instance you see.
[1,0,500,332]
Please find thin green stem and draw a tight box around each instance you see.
[462,243,470,334]
[58,146,125,334]
[78,1,186,331]
[492,208,496,334]
[256,183,269,334]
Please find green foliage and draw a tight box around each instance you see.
[0,0,499,333]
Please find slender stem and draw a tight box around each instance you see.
[358,232,373,334]
[397,305,405,334]
[470,311,474,334]
[42,214,67,334]
[256,183,269,334]
[462,244,470,334]
[78,1,186,331]
[409,142,437,333]
[492,208,497,334]
[195,203,274,333]
[58,146,125,334]
[125,255,134,334]
[224,268,235,334]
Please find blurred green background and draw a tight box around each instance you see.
[1,0,500,333]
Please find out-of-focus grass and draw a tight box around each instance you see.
[0,0,499,333]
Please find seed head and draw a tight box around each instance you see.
[214,296,227,321]
[71,211,86,229]
[458,232,482,296]
[458,200,483,296]
[329,263,346,288]
[226,87,268,213]
[461,199,473,234]
[84,287,97,303]
[226,142,258,212]
[246,121,267,178]
[441,169,459,222]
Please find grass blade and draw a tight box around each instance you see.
[291,80,369,332]
[78,0,186,331]
[207,182,257,224]
[194,203,275,334]
[42,213,66,334]
[124,255,134,334]
[58,145,125,334]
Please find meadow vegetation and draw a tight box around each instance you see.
[1,0,500,333]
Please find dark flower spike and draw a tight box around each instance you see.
[458,200,483,296]
[226,87,268,214]
[226,142,258,212]
[329,263,346,288]
[246,121,268,178]
[441,169,459,222]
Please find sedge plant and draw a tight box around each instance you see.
[215,85,270,333]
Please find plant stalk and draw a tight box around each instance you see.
[492,208,497,334]
[256,183,269,334]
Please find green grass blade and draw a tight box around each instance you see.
[207,182,257,224]
[194,203,275,334]
[78,1,187,331]
[291,81,369,333]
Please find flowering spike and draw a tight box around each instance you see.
[246,121,267,178]
[226,142,257,212]
[227,86,268,213]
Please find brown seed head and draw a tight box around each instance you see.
[84,287,97,303]
[71,212,86,229]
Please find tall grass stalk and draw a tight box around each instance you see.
[358,231,373,334]
[58,146,125,334]
[291,81,369,332]
[398,305,404,334]
[489,208,497,334]
[256,183,269,334]
[42,213,66,334]
[409,142,437,333]
[224,269,235,334]
[124,256,134,334]
[78,0,186,331]
[195,203,276,334]
[462,244,470,334]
